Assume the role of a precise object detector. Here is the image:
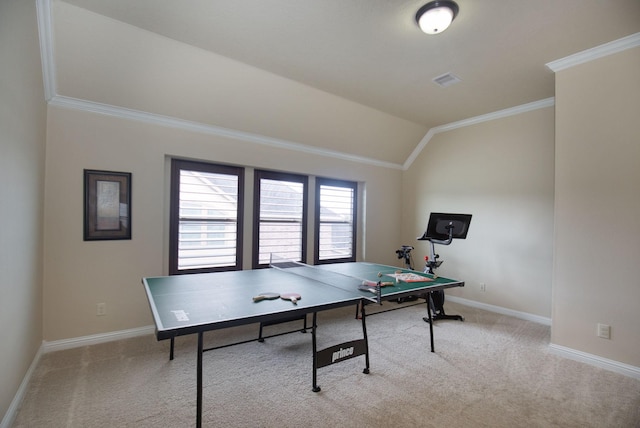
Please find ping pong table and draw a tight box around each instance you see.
[143,261,464,427]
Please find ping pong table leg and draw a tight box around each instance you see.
[197,332,203,428]
[258,323,265,342]
[170,337,175,361]
[311,312,321,392]
[360,301,370,374]
[426,292,435,352]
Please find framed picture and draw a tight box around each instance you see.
[84,169,132,240]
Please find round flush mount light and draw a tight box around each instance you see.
[415,1,459,35]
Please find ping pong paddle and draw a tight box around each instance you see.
[361,280,394,287]
[358,285,377,293]
[252,292,280,302]
[280,292,301,305]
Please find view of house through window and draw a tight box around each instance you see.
[254,171,307,268]
[169,160,244,274]
[170,160,356,274]
[315,178,357,263]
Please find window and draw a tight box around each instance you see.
[169,159,244,274]
[315,178,357,264]
[253,171,307,268]
[169,159,358,272]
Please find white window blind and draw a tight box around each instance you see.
[317,180,356,262]
[175,168,240,271]
[256,175,306,266]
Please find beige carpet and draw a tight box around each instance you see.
[12,302,640,427]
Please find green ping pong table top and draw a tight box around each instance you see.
[143,262,463,340]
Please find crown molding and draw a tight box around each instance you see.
[403,97,555,170]
[49,95,403,169]
[48,91,554,173]
[36,0,56,101]
[546,32,640,72]
[406,32,640,169]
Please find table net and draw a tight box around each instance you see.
[269,254,380,303]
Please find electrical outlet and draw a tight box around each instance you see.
[480,282,486,292]
[597,323,610,339]
[97,303,107,316]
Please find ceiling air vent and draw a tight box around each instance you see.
[432,72,461,88]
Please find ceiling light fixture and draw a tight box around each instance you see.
[415,1,459,35]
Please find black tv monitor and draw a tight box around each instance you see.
[418,213,472,241]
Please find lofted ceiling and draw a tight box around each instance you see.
[58,0,640,129]
[51,0,640,165]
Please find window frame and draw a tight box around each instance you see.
[252,170,308,269]
[314,177,357,265]
[169,159,244,275]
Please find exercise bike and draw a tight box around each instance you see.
[398,212,472,323]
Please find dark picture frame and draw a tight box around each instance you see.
[84,169,131,241]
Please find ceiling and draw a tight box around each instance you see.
[59,0,640,131]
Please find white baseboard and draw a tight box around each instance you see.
[449,296,640,379]
[42,325,155,353]
[2,326,155,427]
[446,295,552,326]
[0,345,44,428]
[549,344,640,380]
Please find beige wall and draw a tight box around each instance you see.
[42,106,404,341]
[403,108,556,318]
[0,0,47,421]
[552,47,640,366]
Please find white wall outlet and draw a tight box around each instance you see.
[97,302,107,316]
[597,323,610,339]
[480,282,486,292]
